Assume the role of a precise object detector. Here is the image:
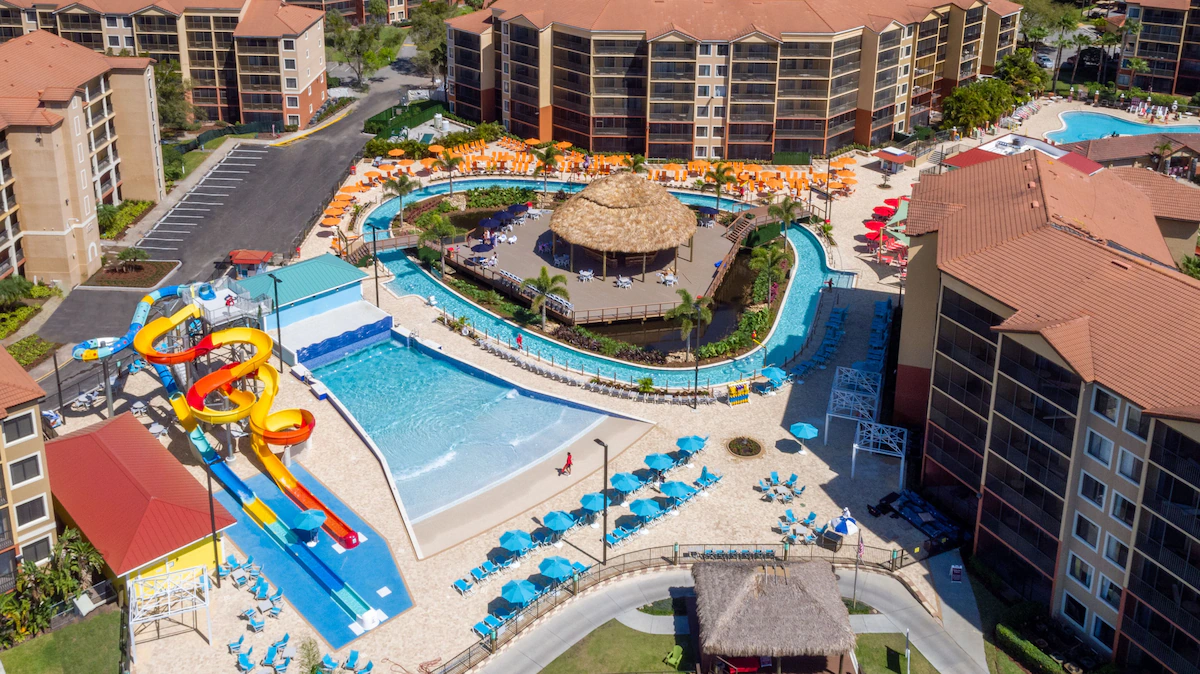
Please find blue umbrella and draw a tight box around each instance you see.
[501,579,539,605]
[543,511,575,532]
[611,472,642,494]
[479,218,501,229]
[659,481,696,500]
[762,367,788,385]
[790,422,820,441]
[644,453,675,472]
[293,509,326,532]
[698,206,720,215]
[629,498,662,520]
[494,210,516,220]
[833,516,859,536]
[538,556,574,581]
[580,492,609,512]
[676,435,707,453]
[471,242,495,253]
[508,203,530,213]
[499,530,533,553]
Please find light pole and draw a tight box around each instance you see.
[206,465,220,588]
[594,438,608,566]
[267,273,284,371]
[371,225,380,307]
[692,297,702,410]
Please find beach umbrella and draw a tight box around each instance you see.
[364,170,381,178]
[538,556,574,581]
[659,481,695,500]
[644,453,675,472]
[833,516,859,537]
[378,164,395,172]
[629,498,662,520]
[790,422,820,440]
[839,156,857,165]
[543,510,575,532]
[471,243,495,254]
[294,509,326,532]
[884,198,900,208]
[494,210,516,220]
[320,217,340,227]
[611,472,642,494]
[479,218,501,230]
[762,367,787,385]
[323,208,343,216]
[387,148,405,157]
[697,206,719,216]
[580,492,609,512]
[555,141,573,149]
[865,231,883,242]
[499,529,533,553]
[841,177,858,185]
[864,220,885,231]
[676,435,707,453]
[501,579,539,605]
[428,144,445,154]
[524,138,541,146]
[508,203,530,213]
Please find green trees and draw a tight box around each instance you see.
[410,1,455,89]
[1050,11,1080,93]
[1095,31,1121,85]
[1180,255,1200,280]
[997,48,1048,99]
[116,247,150,272]
[622,154,648,173]
[702,162,735,213]
[367,0,387,22]
[664,288,712,405]
[1069,33,1093,86]
[417,214,459,276]
[326,17,397,84]
[767,195,801,232]
[940,78,1015,130]
[521,266,570,328]
[749,244,788,304]
[433,151,464,193]
[1154,141,1176,173]
[532,145,563,193]
[0,528,104,648]
[153,61,199,133]
[0,276,32,311]
[1127,56,1150,86]
[383,176,418,230]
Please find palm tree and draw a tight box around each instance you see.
[622,154,648,173]
[520,266,570,329]
[382,175,417,231]
[1050,11,1079,93]
[1128,57,1150,89]
[767,195,800,233]
[702,162,736,213]
[0,276,31,311]
[816,220,836,246]
[1051,35,1072,93]
[532,145,562,193]
[1154,140,1176,173]
[749,244,789,304]
[418,213,459,276]
[1096,31,1121,85]
[1180,255,1200,280]
[1120,19,1143,59]
[96,203,119,236]
[433,150,464,193]
[1069,33,1092,88]
[663,288,712,408]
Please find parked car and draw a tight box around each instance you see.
[1035,53,1055,68]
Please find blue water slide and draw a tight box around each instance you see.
[72,285,187,361]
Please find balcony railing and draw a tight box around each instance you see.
[241,101,282,111]
[978,511,1057,576]
[647,133,693,142]
[1120,620,1200,674]
[647,111,692,121]
[649,69,695,81]
[830,82,857,96]
[778,87,828,99]
[511,89,539,106]
[728,132,773,143]
[779,67,830,79]
[729,112,774,122]
[1128,575,1200,642]
[731,90,775,101]
[1143,493,1200,542]
[984,476,1062,534]
[0,139,8,154]
[733,70,777,82]
[774,127,825,138]
[1137,529,1200,595]
[648,90,694,101]
[237,44,278,56]
[240,64,279,74]
[827,120,856,135]
[593,86,646,97]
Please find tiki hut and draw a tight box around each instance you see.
[692,562,856,674]
[549,172,697,279]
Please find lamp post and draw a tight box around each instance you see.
[206,465,220,588]
[594,438,609,565]
[267,273,284,371]
[372,224,380,307]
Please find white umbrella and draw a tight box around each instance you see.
[833,516,859,537]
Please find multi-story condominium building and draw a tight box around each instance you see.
[1117,0,1200,96]
[444,0,1020,160]
[0,349,57,591]
[0,31,165,287]
[0,0,327,130]
[893,151,1200,672]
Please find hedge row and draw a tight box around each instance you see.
[996,624,1064,674]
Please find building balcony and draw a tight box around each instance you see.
[728,133,774,143]
[93,153,119,176]
[729,112,775,122]
[774,127,825,138]
[510,89,540,106]
[779,68,831,79]
[0,138,8,155]
[1120,620,1200,674]
[732,71,777,82]
[648,91,694,101]
[984,477,1062,534]
[978,511,1057,576]
[511,70,539,87]
[730,91,775,101]
[242,101,283,111]
[647,133,693,142]
[649,70,695,81]
[781,47,833,58]
[827,120,856,135]
[239,64,279,74]
[648,111,692,122]
[1137,531,1200,596]
[239,81,280,92]
[87,106,114,129]
[1127,574,1200,642]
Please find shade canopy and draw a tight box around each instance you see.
[887,200,909,226]
[501,579,539,605]
[629,498,661,519]
[427,144,445,153]
[697,206,720,216]
[543,510,575,532]
[539,556,574,581]
[508,203,530,213]
[479,218,501,230]
[499,529,533,552]
[790,422,820,440]
[580,492,610,512]
[611,472,642,493]
[833,515,859,536]
[660,481,696,500]
[293,509,326,532]
[644,453,675,472]
[762,367,788,385]
[550,173,697,253]
[387,148,405,157]
[676,435,708,453]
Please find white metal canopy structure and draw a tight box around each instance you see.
[127,566,212,662]
[824,367,882,442]
[852,421,909,490]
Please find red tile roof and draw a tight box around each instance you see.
[46,414,236,576]
[908,152,1200,421]
[1059,132,1200,163]
[234,0,323,37]
[1107,166,1200,223]
[943,147,1000,169]
[0,349,44,418]
[229,249,274,265]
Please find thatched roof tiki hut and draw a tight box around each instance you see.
[549,172,698,280]
[692,562,856,674]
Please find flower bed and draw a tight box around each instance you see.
[84,260,178,288]
[0,306,39,340]
[99,200,154,240]
[551,325,667,365]
[6,335,57,369]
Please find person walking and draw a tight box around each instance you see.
[562,452,573,476]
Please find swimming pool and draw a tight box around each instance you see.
[312,338,607,521]
[1046,110,1200,143]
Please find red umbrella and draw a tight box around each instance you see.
[864,220,886,231]
[865,231,883,241]
[884,198,901,208]
[873,206,896,218]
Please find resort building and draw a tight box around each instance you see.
[0,30,165,288]
[1060,132,1200,172]
[443,0,1021,159]
[893,151,1200,671]
[0,0,328,130]
[1117,0,1200,96]
[0,349,58,591]
[45,413,236,598]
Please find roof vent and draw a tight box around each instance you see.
[1111,259,1130,270]
[1027,181,1037,189]
[1031,200,1040,208]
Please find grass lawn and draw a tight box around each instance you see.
[967,574,1027,674]
[855,633,940,674]
[844,597,878,615]
[181,132,258,177]
[0,608,122,674]
[540,619,694,674]
[638,597,688,616]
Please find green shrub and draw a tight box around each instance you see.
[1002,602,1045,628]
[416,246,441,266]
[637,377,655,393]
[772,151,810,165]
[0,306,38,339]
[695,308,771,360]
[364,137,429,160]
[996,624,1064,674]
[161,145,184,181]
[6,335,55,368]
[26,283,61,299]
[465,186,536,210]
[751,271,770,304]
[99,200,154,239]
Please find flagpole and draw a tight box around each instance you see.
[853,530,862,611]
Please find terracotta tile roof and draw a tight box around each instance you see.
[477,0,1005,40]
[943,147,998,169]
[446,9,494,33]
[46,414,236,576]
[1059,132,1200,163]
[987,0,1022,15]
[229,249,274,265]
[234,0,323,37]
[0,349,44,418]
[909,153,1200,420]
[1107,166,1200,223]
[1131,0,1191,9]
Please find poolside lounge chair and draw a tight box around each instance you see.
[320,654,340,673]
[757,479,770,493]
[254,583,271,601]
[223,554,240,570]
[262,645,279,668]
[453,578,473,596]
[793,485,806,497]
[483,615,504,633]
[762,490,776,503]
[217,564,232,581]
[470,566,488,583]
[782,509,798,526]
[531,529,552,548]
[239,607,256,621]
[473,621,493,639]
[572,561,590,576]
[343,651,360,670]
[770,471,780,485]
[274,657,292,673]
[273,634,290,650]
[268,588,283,605]
[237,652,256,672]
[482,560,499,576]
[665,646,683,668]
[356,663,374,674]
[267,605,282,619]
[249,616,266,633]
[243,555,258,573]
[803,511,817,527]
[228,634,245,654]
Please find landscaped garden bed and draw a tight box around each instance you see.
[727,437,763,457]
[84,259,177,288]
[98,200,154,240]
[6,335,58,370]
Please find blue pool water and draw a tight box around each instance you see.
[377,224,845,388]
[311,339,606,521]
[1046,111,1200,143]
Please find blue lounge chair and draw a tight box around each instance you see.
[261,645,279,667]
[572,561,590,575]
[757,479,770,493]
[268,588,284,604]
[484,615,504,632]
[762,491,776,503]
[783,509,798,525]
[803,511,817,526]
[217,564,232,580]
[783,474,798,489]
[793,485,806,497]
[343,651,360,670]
[254,583,270,601]
[225,554,242,571]
[248,616,265,633]
[482,560,499,576]
[232,572,249,587]
[453,578,473,596]
[357,663,374,674]
[239,607,256,621]
[320,654,340,672]
[228,634,245,654]
[473,621,493,639]
[770,471,780,485]
[275,657,291,673]
[273,633,290,650]
[470,566,488,583]
[237,652,255,672]
[779,490,793,504]
[267,605,282,619]
[243,555,259,573]
[605,533,621,548]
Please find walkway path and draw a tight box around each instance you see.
[480,556,987,674]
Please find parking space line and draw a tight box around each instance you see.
[219,163,258,167]
[141,236,184,242]
[188,193,229,198]
[157,221,199,225]
[197,183,237,188]
[211,169,250,174]
[136,245,178,251]
[181,201,223,206]
[232,148,269,153]
[173,207,211,211]
[205,177,243,181]
[162,214,205,218]
[152,229,194,234]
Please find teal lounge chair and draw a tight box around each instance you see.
[784,474,798,489]
[770,471,780,485]
[473,621,493,638]
[228,634,245,654]
[248,616,265,633]
[357,662,374,674]
[267,605,282,619]
[453,578,473,595]
[783,510,798,525]
[237,652,255,672]
[225,554,242,571]
[261,645,279,667]
[254,583,270,601]
[320,654,339,672]
[268,588,284,604]
[274,657,291,673]
[273,633,290,650]
[342,651,360,670]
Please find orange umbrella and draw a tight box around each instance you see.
[555,141,572,149]
[811,172,828,180]
[828,181,845,189]
[663,163,683,171]
[387,148,405,157]
[364,170,381,178]
[331,195,351,203]
[524,138,541,146]
[839,156,857,165]
[378,164,395,172]
[321,217,340,226]
[841,177,858,185]
[428,144,445,154]
[743,164,763,172]
[323,207,344,216]
[420,157,438,168]
[397,159,415,167]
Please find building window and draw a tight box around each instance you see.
[106,16,117,27]
[901,64,910,76]
[502,43,508,55]
[695,146,707,157]
[1079,471,1105,509]
[1067,553,1093,590]
[286,96,299,108]
[287,115,300,126]
[699,44,711,55]
[123,17,131,27]
[284,58,296,70]
[8,455,41,489]
[905,25,914,37]
[283,39,295,50]
[1062,593,1087,628]
[2,411,36,446]
[717,44,728,56]
[714,85,726,97]
[20,536,50,565]
[1073,512,1099,550]
[713,106,725,118]
[697,85,709,97]
[1124,406,1149,441]
[1085,430,1113,468]
[902,45,912,58]
[14,495,46,529]
[716,65,727,77]
[1092,387,1119,424]
[1096,575,1121,610]
[502,22,508,34]
[1110,493,1135,528]
[286,77,297,89]
[899,84,908,96]
[712,126,723,137]
[503,62,509,74]
[108,36,120,48]
[1091,616,1115,650]
[1116,448,1143,486]
[1103,534,1128,569]
[698,65,711,76]
[898,100,906,112]
[696,126,708,137]
[503,100,509,112]
[125,36,134,47]
[696,105,709,117]
[895,120,904,132]
[25,10,35,22]
[712,146,722,158]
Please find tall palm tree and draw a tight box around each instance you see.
[1051,35,1072,93]
[0,276,31,312]
[433,150,464,193]
[532,145,562,193]
[1069,33,1093,88]
[521,266,570,329]
[1096,31,1121,85]
[1154,140,1176,173]
[1050,11,1079,93]
[418,213,459,276]
[382,175,417,231]
[622,154,648,173]
[749,243,789,304]
[767,195,800,233]
[1120,19,1143,59]
[1127,57,1150,90]
[663,288,712,408]
[702,162,735,213]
